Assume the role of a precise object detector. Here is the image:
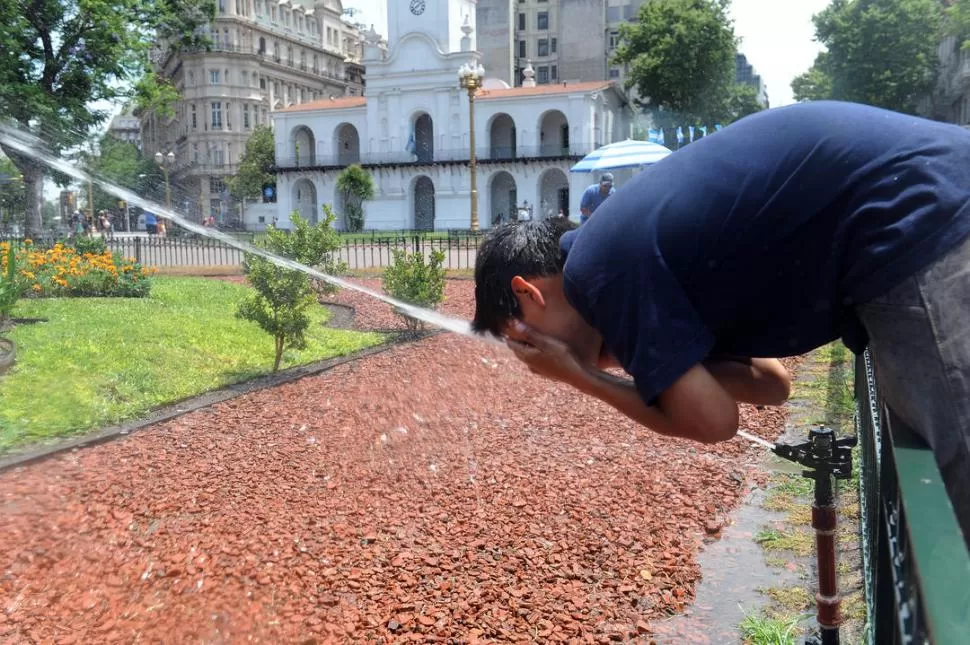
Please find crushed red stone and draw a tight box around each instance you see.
[0,279,799,643]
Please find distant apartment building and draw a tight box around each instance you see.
[476,0,647,94]
[735,53,769,108]
[108,107,142,149]
[140,0,365,224]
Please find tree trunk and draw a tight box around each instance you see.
[273,336,283,372]
[0,143,44,239]
[19,165,43,240]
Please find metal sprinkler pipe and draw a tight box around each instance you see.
[773,426,857,645]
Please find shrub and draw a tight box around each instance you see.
[71,236,108,256]
[0,242,25,326]
[381,248,446,332]
[237,207,345,371]
[277,205,347,298]
[4,240,154,298]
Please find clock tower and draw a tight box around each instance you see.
[386,0,478,54]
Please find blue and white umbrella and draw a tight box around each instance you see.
[569,138,673,173]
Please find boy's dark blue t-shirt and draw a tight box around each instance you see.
[560,101,970,405]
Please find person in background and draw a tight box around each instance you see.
[144,212,157,236]
[579,173,615,225]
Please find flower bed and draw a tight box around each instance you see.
[0,240,156,298]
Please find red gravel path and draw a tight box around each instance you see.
[0,279,797,643]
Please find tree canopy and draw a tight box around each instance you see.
[0,0,213,237]
[612,0,763,147]
[790,0,942,113]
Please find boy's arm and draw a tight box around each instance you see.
[572,362,740,444]
[703,356,791,406]
[506,324,740,444]
[506,324,791,444]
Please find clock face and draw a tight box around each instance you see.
[410,0,426,16]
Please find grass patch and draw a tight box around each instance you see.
[739,611,800,645]
[771,473,815,497]
[762,586,814,613]
[790,341,855,429]
[842,591,867,621]
[0,277,384,450]
[754,527,816,556]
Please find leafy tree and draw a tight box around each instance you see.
[335,164,375,232]
[86,133,163,215]
[381,249,446,332]
[613,0,737,148]
[791,53,835,102]
[0,0,213,239]
[237,208,345,371]
[791,0,942,113]
[229,125,276,203]
[723,83,765,122]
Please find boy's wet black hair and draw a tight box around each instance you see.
[472,218,578,337]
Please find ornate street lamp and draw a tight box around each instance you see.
[458,61,485,231]
[154,150,176,211]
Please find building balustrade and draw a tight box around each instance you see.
[274,144,591,169]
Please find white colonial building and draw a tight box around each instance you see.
[271,0,635,230]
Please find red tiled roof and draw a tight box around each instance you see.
[478,81,616,100]
[276,81,618,113]
[278,96,367,113]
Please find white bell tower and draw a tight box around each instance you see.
[386,0,478,53]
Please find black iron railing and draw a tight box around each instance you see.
[855,350,970,645]
[0,233,486,270]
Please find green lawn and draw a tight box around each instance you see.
[0,277,384,451]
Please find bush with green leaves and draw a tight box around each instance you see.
[0,242,25,327]
[71,236,108,256]
[381,248,446,332]
[236,207,345,371]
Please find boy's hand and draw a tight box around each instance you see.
[504,321,587,386]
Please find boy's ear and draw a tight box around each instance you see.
[511,275,546,309]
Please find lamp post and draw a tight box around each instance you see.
[154,150,175,211]
[458,61,485,231]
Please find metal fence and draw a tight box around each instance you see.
[855,350,970,645]
[89,234,482,270]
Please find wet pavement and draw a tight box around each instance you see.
[652,481,801,644]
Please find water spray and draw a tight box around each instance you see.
[1,122,796,458]
[0,123,504,345]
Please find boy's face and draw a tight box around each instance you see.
[504,273,617,369]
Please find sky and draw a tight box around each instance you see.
[344,0,832,107]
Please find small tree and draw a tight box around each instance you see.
[287,204,347,299]
[236,208,344,371]
[381,248,446,332]
[335,164,375,232]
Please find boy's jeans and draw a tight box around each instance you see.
[856,232,970,548]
